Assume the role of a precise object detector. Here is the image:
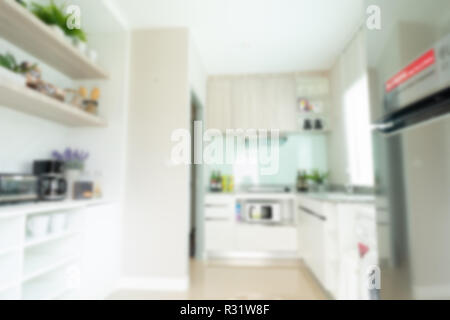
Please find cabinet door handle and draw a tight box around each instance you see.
[205,204,229,208]
[298,206,326,221]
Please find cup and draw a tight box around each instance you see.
[27,215,50,238]
[49,213,67,234]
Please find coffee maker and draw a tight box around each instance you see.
[33,160,67,201]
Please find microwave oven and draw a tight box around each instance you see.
[243,201,282,223]
[0,174,38,204]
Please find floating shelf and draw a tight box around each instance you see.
[0,81,107,127]
[0,0,108,80]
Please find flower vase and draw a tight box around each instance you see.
[65,169,81,200]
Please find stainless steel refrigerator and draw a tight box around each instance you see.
[367,0,450,299]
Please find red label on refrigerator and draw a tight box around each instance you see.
[386,49,436,92]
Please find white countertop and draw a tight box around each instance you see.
[207,191,375,204]
[0,199,112,220]
[297,192,375,204]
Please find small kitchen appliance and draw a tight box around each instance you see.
[243,201,282,223]
[33,160,67,201]
[0,174,38,204]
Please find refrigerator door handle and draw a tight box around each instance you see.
[371,121,395,131]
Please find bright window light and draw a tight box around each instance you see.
[344,74,374,186]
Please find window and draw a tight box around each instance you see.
[344,74,374,186]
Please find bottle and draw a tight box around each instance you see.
[228,176,234,192]
[210,171,216,191]
[217,171,223,192]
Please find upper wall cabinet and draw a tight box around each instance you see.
[0,0,108,79]
[206,77,233,131]
[206,75,297,132]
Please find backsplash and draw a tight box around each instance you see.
[204,133,328,188]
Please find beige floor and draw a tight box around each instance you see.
[108,259,328,300]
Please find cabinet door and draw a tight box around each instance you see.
[205,221,234,251]
[230,77,263,129]
[264,75,297,131]
[236,225,297,252]
[206,78,232,131]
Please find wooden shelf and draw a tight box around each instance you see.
[0,81,107,127]
[0,0,108,80]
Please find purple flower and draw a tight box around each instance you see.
[51,148,89,170]
[64,148,72,161]
[52,150,63,161]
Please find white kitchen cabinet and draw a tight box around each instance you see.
[336,203,377,300]
[297,196,339,296]
[206,77,233,131]
[204,194,235,252]
[206,75,297,131]
[235,224,297,252]
[205,221,235,252]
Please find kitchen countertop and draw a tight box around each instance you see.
[0,198,113,219]
[206,191,375,204]
[297,192,375,204]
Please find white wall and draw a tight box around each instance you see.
[327,29,366,185]
[122,28,190,289]
[0,1,129,299]
[71,30,130,298]
[0,36,74,173]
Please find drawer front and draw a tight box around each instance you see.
[205,194,234,206]
[236,225,297,252]
[205,206,232,220]
[205,221,234,251]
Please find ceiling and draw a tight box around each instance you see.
[109,0,364,75]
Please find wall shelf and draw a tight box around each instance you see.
[0,82,107,127]
[0,0,108,80]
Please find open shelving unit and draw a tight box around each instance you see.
[0,0,108,79]
[0,0,109,127]
[0,200,107,300]
[0,81,107,127]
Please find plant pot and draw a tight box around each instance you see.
[87,49,98,63]
[73,38,87,55]
[50,25,65,38]
[317,184,327,193]
[0,66,26,86]
[65,169,81,200]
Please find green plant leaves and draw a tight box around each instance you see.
[30,0,87,42]
[306,169,329,184]
[0,53,19,72]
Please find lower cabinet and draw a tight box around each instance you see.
[297,195,377,300]
[205,221,235,252]
[205,222,297,253]
[235,225,297,252]
[297,196,339,297]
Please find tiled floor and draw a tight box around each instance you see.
[108,259,328,300]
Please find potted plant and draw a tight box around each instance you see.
[30,1,87,50]
[52,148,89,199]
[0,52,35,86]
[296,170,309,192]
[307,169,329,193]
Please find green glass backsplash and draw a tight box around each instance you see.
[204,134,328,187]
